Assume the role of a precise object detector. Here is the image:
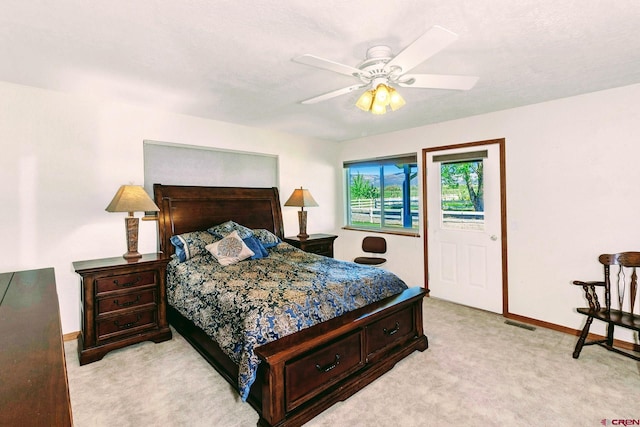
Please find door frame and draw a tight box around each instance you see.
[422,138,509,314]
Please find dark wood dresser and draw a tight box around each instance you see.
[74,253,172,365]
[284,234,338,257]
[0,268,73,426]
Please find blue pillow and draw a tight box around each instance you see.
[170,231,217,262]
[242,236,269,259]
[170,235,187,262]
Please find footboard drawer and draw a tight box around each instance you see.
[365,305,415,360]
[285,331,363,411]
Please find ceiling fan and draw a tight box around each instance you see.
[292,26,478,114]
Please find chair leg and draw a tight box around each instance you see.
[573,316,594,359]
[606,323,615,348]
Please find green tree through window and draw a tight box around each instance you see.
[441,161,484,212]
[350,172,380,200]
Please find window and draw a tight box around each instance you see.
[434,150,486,232]
[344,154,418,233]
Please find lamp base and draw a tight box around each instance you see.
[297,210,309,240]
[123,251,142,260]
[123,217,142,260]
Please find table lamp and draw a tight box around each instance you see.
[105,185,159,260]
[284,187,318,239]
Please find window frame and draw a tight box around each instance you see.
[343,153,419,236]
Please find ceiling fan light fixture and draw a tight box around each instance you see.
[355,90,375,111]
[371,102,387,115]
[373,84,390,106]
[355,83,404,114]
[389,87,406,111]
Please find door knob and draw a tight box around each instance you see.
[490,235,498,241]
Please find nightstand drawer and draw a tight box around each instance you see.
[97,288,157,314]
[97,309,157,341]
[284,234,338,258]
[307,242,332,256]
[96,271,156,294]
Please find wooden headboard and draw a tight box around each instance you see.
[153,184,285,256]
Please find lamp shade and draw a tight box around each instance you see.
[389,87,406,111]
[355,90,375,111]
[284,187,318,208]
[373,84,390,105]
[105,185,159,214]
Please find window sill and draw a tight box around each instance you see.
[342,226,420,238]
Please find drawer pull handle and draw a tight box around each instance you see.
[383,322,400,336]
[316,354,340,373]
[113,276,142,288]
[114,314,141,330]
[114,295,141,308]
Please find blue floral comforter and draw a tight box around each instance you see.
[166,242,408,401]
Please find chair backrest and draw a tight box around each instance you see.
[599,252,640,314]
[362,236,386,254]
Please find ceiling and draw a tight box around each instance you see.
[2,1,640,142]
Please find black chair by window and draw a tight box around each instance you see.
[354,236,387,266]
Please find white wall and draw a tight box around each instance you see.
[0,81,340,334]
[337,83,640,341]
[3,78,639,342]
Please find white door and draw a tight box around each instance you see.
[425,143,503,313]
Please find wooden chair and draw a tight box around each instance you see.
[572,252,640,361]
[354,236,387,266]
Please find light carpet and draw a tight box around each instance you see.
[64,297,640,426]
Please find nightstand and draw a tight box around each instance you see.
[73,253,172,365]
[284,234,338,258]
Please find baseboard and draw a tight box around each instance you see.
[504,312,640,353]
[63,313,637,352]
[63,331,80,342]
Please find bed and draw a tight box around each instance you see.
[154,184,428,427]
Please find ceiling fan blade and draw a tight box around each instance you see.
[397,74,479,90]
[386,26,459,74]
[293,54,363,77]
[300,84,368,104]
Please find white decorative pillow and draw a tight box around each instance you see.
[206,230,255,266]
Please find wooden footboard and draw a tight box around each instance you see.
[255,286,427,427]
[169,287,428,427]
